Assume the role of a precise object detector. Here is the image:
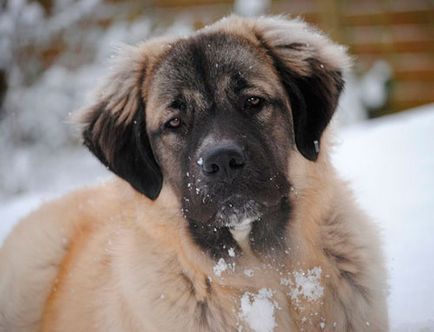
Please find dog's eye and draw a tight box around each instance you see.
[165,117,182,129]
[244,96,264,112]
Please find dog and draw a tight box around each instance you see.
[0,15,388,331]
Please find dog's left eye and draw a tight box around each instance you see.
[244,96,264,112]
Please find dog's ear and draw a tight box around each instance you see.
[78,44,162,199]
[252,17,350,160]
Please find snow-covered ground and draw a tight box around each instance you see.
[332,103,434,331]
[0,149,110,244]
[1,104,433,330]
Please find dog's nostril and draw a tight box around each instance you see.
[210,164,219,173]
[201,144,245,179]
[202,161,219,174]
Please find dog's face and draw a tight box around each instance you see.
[147,33,291,232]
[80,16,348,257]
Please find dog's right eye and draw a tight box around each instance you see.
[165,117,182,129]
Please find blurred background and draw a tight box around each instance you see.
[1,0,434,330]
[1,0,434,199]
[0,0,433,199]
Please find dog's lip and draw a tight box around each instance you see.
[186,194,288,227]
[214,195,287,227]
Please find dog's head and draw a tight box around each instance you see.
[80,16,349,256]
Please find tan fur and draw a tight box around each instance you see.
[203,15,352,74]
[0,16,388,332]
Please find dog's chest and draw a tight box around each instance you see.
[129,255,329,331]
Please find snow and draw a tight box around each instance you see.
[332,103,434,331]
[336,60,392,127]
[239,288,277,332]
[0,0,44,68]
[244,269,255,278]
[359,60,392,109]
[213,258,229,277]
[0,149,109,244]
[0,0,193,200]
[285,267,324,307]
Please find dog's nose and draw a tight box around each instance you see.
[201,144,245,180]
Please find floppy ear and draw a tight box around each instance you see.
[252,17,350,160]
[79,44,162,199]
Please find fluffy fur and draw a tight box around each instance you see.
[0,15,388,332]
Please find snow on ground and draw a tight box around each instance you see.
[0,104,433,330]
[332,103,434,331]
[0,149,109,243]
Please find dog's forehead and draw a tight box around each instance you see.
[149,31,277,103]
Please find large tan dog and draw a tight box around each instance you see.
[0,16,388,331]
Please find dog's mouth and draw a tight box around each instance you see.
[186,194,287,229]
[185,190,292,255]
[214,195,262,228]
[182,172,291,230]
